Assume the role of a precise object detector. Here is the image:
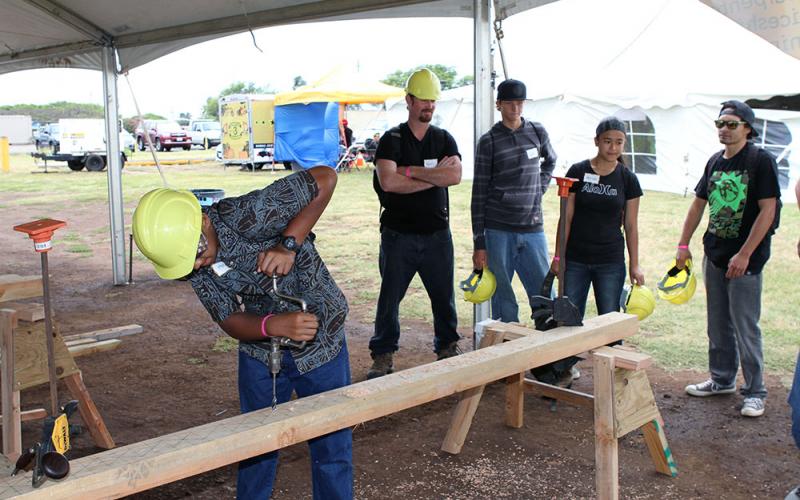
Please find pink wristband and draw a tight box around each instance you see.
[260,314,275,338]
[553,256,560,262]
[677,245,689,250]
[405,167,411,178]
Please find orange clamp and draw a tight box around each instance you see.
[13,219,67,253]
[554,177,579,198]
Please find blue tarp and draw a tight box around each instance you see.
[274,102,339,169]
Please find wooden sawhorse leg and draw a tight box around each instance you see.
[63,372,115,449]
[1,310,21,461]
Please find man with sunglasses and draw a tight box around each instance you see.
[676,100,780,418]
[132,166,352,499]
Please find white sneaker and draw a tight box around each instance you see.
[741,397,765,417]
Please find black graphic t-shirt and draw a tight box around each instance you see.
[695,143,780,274]
[565,160,643,265]
[188,170,348,374]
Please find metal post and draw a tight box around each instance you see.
[40,253,59,416]
[472,0,494,346]
[102,46,127,285]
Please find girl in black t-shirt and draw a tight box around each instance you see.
[551,117,644,318]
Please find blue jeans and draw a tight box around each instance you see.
[370,228,459,355]
[485,229,550,323]
[703,257,767,399]
[237,344,353,500]
[564,260,626,319]
[790,352,800,449]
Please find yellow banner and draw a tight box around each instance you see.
[251,99,275,145]
[703,0,800,59]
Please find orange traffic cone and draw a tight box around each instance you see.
[355,152,365,169]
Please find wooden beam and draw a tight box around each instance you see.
[0,310,21,461]
[440,329,505,454]
[62,324,143,343]
[593,346,653,371]
[641,418,678,477]
[593,351,619,500]
[0,313,636,499]
[523,379,594,409]
[62,373,114,450]
[0,276,42,303]
[504,373,524,428]
[0,408,47,424]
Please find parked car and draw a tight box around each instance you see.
[36,123,60,151]
[135,120,192,152]
[120,129,136,153]
[189,120,221,149]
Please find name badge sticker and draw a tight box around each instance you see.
[423,158,438,168]
[583,173,600,184]
[526,147,539,159]
[212,261,232,277]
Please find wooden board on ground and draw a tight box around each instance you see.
[67,339,121,358]
[62,324,143,342]
[0,276,42,304]
[0,313,637,499]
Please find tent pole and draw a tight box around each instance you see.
[102,45,127,286]
[473,0,494,346]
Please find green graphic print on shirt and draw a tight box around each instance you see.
[707,169,749,239]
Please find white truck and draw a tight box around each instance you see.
[34,118,128,171]
[189,120,221,149]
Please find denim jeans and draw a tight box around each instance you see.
[236,344,353,500]
[703,257,767,399]
[485,229,550,323]
[370,228,459,355]
[790,352,800,449]
[563,260,626,318]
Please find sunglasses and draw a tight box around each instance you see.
[714,119,747,130]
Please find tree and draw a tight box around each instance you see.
[456,75,474,87]
[382,65,459,91]
[292,76,307,89]
[123,113,165,133]
[201,81,274,119]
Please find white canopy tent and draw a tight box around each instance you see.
[430,0,800,198]
[0,0,555,284]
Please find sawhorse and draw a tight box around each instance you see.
[441,321,677,500]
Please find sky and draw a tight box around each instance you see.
[0,17,475,120]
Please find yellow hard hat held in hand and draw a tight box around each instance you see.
[132,188,202,280]
[620,284,656,321]
[657,259,697,305]
[460,268,497,304]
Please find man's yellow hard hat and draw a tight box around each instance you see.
[657,259,697,305]
[132,188,202,280]
[460,268,497,304]
[405,68,441,101]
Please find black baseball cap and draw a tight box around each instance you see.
[719,100,759,138]
[497,79,526,101]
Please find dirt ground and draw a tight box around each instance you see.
[2,196,798,499]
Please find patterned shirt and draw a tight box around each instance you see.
[188,170,348,373]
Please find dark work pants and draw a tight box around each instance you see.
[369,227,460,355]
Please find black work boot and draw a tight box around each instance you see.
[436,341,462,361]
[367,352,394,379]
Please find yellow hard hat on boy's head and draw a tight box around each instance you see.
[405,68,441,101]
[620,284,656,321]
[132,188,202,280]
[657,259,697,305]
[460,268,497,304]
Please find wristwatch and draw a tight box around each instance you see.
[280,235,302,253]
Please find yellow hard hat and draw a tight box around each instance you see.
[405,68,441,101]
[620,284,656,321]
[657,259,697,305]
[459,268,497,304]
[132,188,202,280]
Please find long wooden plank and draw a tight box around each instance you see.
[0,276,42,303]
[62,324,143,343]
[68,339,122,358]
[0,310,21,461]
[0,313,637,499]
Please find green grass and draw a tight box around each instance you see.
[3,153,798,377]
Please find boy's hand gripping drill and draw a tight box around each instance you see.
[268,274,308,411]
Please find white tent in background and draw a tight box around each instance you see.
[490,0,800,199]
